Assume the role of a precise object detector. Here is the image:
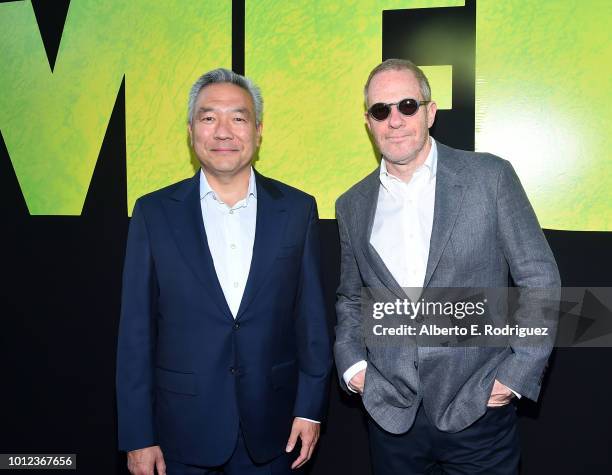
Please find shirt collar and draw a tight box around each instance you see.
[379,137,438,188]
[199,167,257,204]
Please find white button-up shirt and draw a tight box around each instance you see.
[343,139,437,389]
[199,168,257,318]
[371,139,437,289]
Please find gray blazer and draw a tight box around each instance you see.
[334,142,561,433]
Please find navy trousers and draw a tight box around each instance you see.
[165,432,295,475]
[368,403,520,475]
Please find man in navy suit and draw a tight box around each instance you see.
[116,68,332,475]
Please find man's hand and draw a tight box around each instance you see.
[349,368,366,395]
[487,379,515,407]
[127,445,166,475]
[285,418,320,469]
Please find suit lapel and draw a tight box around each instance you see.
[358,169,406,300]
[235,172,288,320]
[423,143,467,288]
[162,172,233,319]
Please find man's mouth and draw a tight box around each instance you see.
[386,135,410,142]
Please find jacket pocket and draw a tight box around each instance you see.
[155,366,197,395]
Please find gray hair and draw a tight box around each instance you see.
[364,58,431,105]
[187,68,263,126]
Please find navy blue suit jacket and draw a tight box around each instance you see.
[116,170,332,466]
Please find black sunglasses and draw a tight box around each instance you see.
[367,98,430,121]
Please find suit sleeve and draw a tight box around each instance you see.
[494,160,561,401]
[293,197,333,421]
[116,200,159,451]
[333,202,368,394]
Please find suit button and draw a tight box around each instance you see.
[233,323,240,330]
[230,367,236,374]
[414,361,418,369]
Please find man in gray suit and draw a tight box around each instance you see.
[334,59,560,474]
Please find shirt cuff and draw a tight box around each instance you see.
[509,387,522,399]
[296,417,320,424]
[343,360,368,393]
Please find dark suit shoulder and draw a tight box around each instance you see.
[438,142,506,166]
[134,176,195,206]
[256,173,315,207]
[436,141,509,183]
[336,167,379,211]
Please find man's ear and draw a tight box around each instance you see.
[256,122,263,147]
[364,112,372,133]
[187,123,193,146]
[426,101,438,129]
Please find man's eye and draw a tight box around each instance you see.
[234,117,246,122]
[200,116,214,122]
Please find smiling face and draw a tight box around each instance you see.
[365,69,437,166]
[188,82,262,178]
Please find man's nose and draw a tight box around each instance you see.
[388,105,405,129]
[214,118,233,139]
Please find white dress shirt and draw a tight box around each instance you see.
[199,168,323,420]
[343,139,437,390]
[371,140,437,288]
[200,168,257,318]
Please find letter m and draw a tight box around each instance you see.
[0,1,230,215]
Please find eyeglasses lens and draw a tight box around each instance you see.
[398,99,419,116]
[369,103,391,121]
[369,99,420,121]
